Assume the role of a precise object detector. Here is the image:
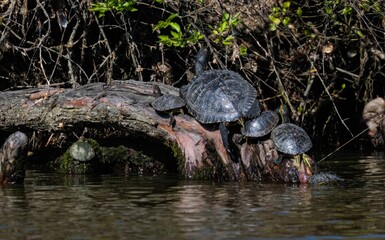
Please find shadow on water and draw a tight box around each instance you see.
[1,150,385,239]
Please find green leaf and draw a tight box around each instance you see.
[373,2,381,13]
[222,35,234,45]
[341,6,353,15]
[297,105,304,112]
[282,17,290,26]
[167,13,179,22]
[229,13,241,26]
[169,22,181,33]
[283,1,291,9]
[296,7,303,17]
[170,30,181,38]
[269,15,281,25]
[269,23,277,31]
[325,7,333,15]
[239,46,248,56]
[153,21,167,31]
[355,29,365,38]
[218,21,229,33]
[272,7,281,13]
[158,35,170,42]
[223,12,230,21]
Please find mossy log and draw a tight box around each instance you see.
[0,80,311,182]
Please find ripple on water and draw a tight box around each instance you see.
[0,151,385,239]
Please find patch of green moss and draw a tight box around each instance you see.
[50,148,92,174]
[168,142,185,175]
[100,145,165,176]
[100,145,129,164]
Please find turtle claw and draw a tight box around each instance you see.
[169,113,176,128]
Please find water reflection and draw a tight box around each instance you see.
[0,151,385,239]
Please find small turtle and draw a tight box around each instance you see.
[151,85,185,127]
[271,123,312,155]
[69,140,95,162]
[242,110,279,138]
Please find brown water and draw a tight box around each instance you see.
[1,150,385,239]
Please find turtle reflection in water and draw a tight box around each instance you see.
[271,123,314,183]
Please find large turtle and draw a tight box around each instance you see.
[241,110,279,138]
[179,48,261,160]
[271,123,312,155]
[179,69,259,124]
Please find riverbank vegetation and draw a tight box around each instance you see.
[1,0,384,148]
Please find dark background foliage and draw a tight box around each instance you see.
[1,0,384,149]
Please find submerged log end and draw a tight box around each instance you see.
[363,97,385,146]
[157,115,237,181]
[0,131,28,184]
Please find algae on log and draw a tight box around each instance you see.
[0,80,240,180]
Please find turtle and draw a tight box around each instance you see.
[241,110,279,138]
[179,48,261,161]
[151,85,186,127]
[271,123,312,155]
[271,123,314,183]
[69,140,96,162]
[180,69,259,124]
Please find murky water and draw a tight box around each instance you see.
[1,150,385,239]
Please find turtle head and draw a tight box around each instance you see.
[195,47,208,75]
[152,85,162,98]
[179,85,188,100]
[275,104,290,123]
[287,154,315,183]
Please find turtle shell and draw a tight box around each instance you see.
[271,123,312,155]
[69,141,95,162]
[152,94,185,112]
[182,69,257,124]
[242,110,279,137]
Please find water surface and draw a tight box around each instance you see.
[1,150,385,239]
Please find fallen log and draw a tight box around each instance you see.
[0,80,314,182]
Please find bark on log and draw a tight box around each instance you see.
[0,81,240,179]
[0,80,314,182]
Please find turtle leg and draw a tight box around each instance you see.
[168,113,176,128]
[219,122,239,162]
